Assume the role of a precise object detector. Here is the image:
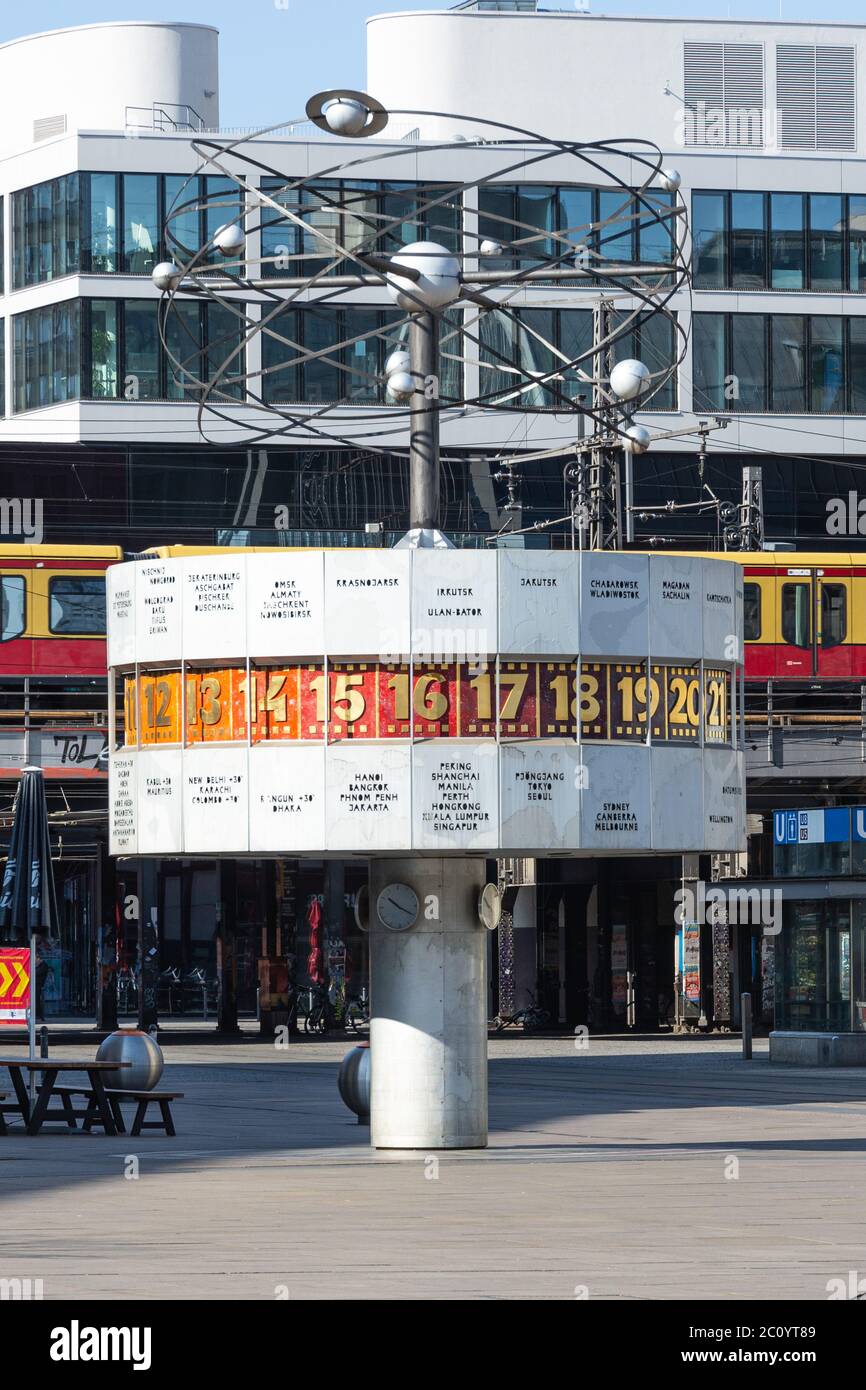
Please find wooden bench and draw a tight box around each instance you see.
[52,1084,183,1137]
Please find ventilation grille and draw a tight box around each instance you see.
[776,44,856,150]
[33,114,67,142]
[683,42,765,147]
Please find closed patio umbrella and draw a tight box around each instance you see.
[0,767,59,1077]
[306,898,324,986]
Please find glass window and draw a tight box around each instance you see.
[848,318,866,412]
[848,196,866,292]
[12,301,81,411]
[781,582,811,647]
[204,176,242,268]
[518,308,556,407]
[261,307,300,402]
[89,300,119,399]
[123,174,159,275]
[597,189,634,264]
[300,180,342,275]
[0,576,25,641]
[637,190,674,273]
[124,300,160,399]
[809,194,844,292]
[771,315,807,411]
[380,182,419,254]
[341,179,379,258]
[557,186,594,276]
[730,314,767,410]
[260,178,301,277]
[205,302,244,401]
[301,309,343,402]
[639,311,676,409]
[821,583,846,647]
[558,308,593,403]
[518,185,557,263]
[692,313,727,411]
[164,175,202,264]
[165,300,201,400]
[37,181,53,282]
[0,319,4,418]
[87,174,118,273]
[479,185,516,269]
[424,185,460,253]
[730,193,766,288]
[770,193,805,290]
[479,308,518,401]
[692,193,726,287]
[342,307,383,403]
[438,306,463,403]
[744,583,761,640]
[48,577,106,635]
[62,174,80,278]
[810,315,844,413]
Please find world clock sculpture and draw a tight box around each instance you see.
[109,92,746,1150]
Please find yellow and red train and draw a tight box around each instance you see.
[1,544,864,683]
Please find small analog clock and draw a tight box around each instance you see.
[376,882,419,932]
[478,882,503,931]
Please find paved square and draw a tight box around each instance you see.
[1,1036,864,1300]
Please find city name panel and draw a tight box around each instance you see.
[107,549,746,858]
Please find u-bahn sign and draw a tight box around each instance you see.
[107,549,745,858]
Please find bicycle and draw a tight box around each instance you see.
[345,987,370,1032]
[492,991,551,1034]
[303,983,340,1034]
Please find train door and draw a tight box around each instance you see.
[742,573,775,679]
[776,569,814,677]
[0,569,34,675]
[815,571,852,678]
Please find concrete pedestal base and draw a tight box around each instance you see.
[770,1030,866,1066]
[369,857,488,1149]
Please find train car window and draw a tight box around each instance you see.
[781,583,811,648]
[48,577,106,635]
[820,584,847,648]
[0,576,25,642]
[743,583,761,641]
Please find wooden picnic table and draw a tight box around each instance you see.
[0,1058,130,1136]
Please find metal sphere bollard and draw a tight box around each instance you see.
[96,1029,164,1091]
[337,1042,370,1124]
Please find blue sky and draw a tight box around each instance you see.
[3,0,866,128]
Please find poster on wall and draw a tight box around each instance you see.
[683,920,701,1005]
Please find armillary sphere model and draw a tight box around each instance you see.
[151,89,689,544]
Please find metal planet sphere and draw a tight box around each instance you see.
[324,98,369,137]
[96,1029,165,1091]
[384,348,411,377]
[214,222,245,256]
[479,238,503,257]
[623,424,652,454]
[660,168,682,193]
[337,1043,371,1121]
[151,260,183,292]
[387,240,462,313]
[386,370,415,401]
[609,358,651,402]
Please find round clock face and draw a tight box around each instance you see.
[376,882,419,932]
[478,882,503,931]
